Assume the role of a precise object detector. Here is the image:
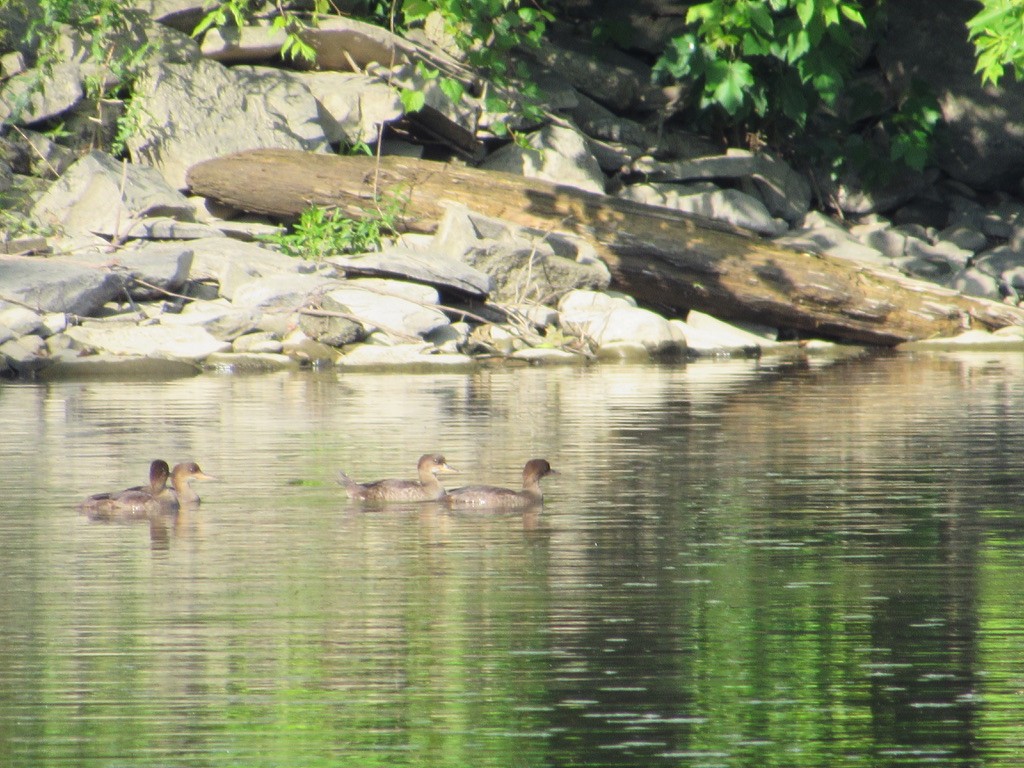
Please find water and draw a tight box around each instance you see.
[3,351,1024,767]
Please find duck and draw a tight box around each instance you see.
[78,459,171,520]
[444,458,558,510]
[163,461,215,509]
[337,453,456,502]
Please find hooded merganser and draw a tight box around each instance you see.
[164,462,215,509]
[337,453,456,502]
[445,458,557,510]
[79,459,171,520]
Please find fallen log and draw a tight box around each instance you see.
[186,148,1024,345]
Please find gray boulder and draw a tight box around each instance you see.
[631,149,811,223]
[481,124,606,194]
[296,71,403,146]
[619,182,786,236]
[323,279,449,340]
[0,256,122,315]
[128,59,330,189]
[31,151,195,238]
[328,245,492,298]
[0,63,83,125]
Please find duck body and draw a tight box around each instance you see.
[338,453,456,502]
[79,459,172,520]
[445,459,557,511]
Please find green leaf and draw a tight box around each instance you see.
[840,5,866,27]
[400,88,426,113]
[439,76,465,104]
[706,58,753,114]
[795,0,815,27]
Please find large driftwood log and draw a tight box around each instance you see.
[186,149,1024,345]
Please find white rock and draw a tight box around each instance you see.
[675,312,775,356]
[337,343,473,368]
[558,289,682,355]
[64,323,231,361]
[324,279,448,338]
[899,329,1024,351]
[481,124,606,194]
[0,306,42,336]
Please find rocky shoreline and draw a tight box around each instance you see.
[3,4,1024,380]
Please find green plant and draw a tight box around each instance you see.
[192,0,328,64]
[968,0,1024,85]
[110,93,147,157]
[652,1,946,185]
[398,0,551,132]
[653,0,867,142]
[261,196,405,260]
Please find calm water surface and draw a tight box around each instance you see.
[3,352,1024,767]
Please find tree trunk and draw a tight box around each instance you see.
[186,148,1024,345]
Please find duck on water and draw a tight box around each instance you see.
[445,459,558,511]
[79,460,215,519]
[337,453,457,502]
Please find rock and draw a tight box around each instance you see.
[230,273,339,309]
[0,305,42,336]
[0,63,83,125]
[557,289,684,356]
[0,255,123,315]
[877,0,1024,190]
[162,299,263,340]
[186,238,322,299]
[619,182,787,236]
[511,347,584,364]
[199,24,288,63]
[480,124,606,194]
[631,149,812,222]
[775,212,891,265]
[337,341,474,368]
[31,151,196,238]
[898,328,1024,351]
[64,322,231,361]
[520,30,665,113]
[231,331,283,354]
[129,59,329,189]
[296,71,403,146]
[299,16,414,72]
[9,129,77,179]
[322,279,449,339]
[848,219,909,259]
[937,224,987,252]
[0,333,48,375]
[298,303,364,347]
[328,245,493,298]
[675,312,770,356]
[949,267,1003,300]
[280,330,340,364]
[74,240,195,301]
[202,351,300,372]
[37,353,201,380]
[432,204,610,302]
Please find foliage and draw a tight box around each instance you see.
[192,0,329,64]
[400,0,551,81]
[652,0,947,183]
[967,0,1024,86]
[261,197,405,260]
[398,0,551,131]
[653,0,867,141]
